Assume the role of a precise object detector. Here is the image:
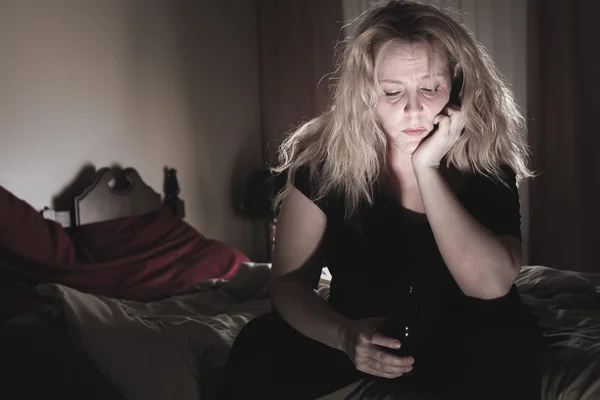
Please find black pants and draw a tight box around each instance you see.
[221,287,545,400]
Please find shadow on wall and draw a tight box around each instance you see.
[52,163,128,211]
[230,132,267,218]
[166,0,266,260]
[52,164,98,211]
[167,0,263,212]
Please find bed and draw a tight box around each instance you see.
[1,167,599,400]
[0,166,254,399]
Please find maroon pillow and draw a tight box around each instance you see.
[65,208,249,301]
[71,207,184,263]
[0,185,76,267]
[0,183,250,312]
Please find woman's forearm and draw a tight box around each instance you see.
[414,166,518,299]
[271,281,351,351]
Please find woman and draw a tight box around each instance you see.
[222,1,544,399]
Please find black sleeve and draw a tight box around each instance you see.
[292,165,329,214]
[460,166,522,241]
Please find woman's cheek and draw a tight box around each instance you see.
[425,96,450,116]
[376,103,395,128]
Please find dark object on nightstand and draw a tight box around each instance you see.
[241,168,286,220]
[241,168,287,260]
[164,167,185,219]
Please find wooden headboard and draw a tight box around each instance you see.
[42,167,184,227]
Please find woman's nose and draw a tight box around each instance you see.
[404,93,424,116]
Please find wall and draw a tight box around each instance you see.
[258,0,343,164]
[0,0,266,261]
[467,0,530,264]
[527,0,600,272]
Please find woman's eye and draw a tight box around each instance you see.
[384,91,401,98]
[421,87,440,95]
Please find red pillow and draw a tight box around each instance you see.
[71,207,184,263]
[65,208,249,301]
[0,185,76,267]
[0,183,250,313]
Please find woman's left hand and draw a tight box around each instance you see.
[412,105,464,170]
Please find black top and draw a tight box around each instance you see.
[293,165,522,322]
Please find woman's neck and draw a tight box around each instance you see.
[386,147,417,187]
[377,148,419,208]
[382,148,469,202]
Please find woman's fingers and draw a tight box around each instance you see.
[355,353,413,378]
[433,113,448,125]
[347,319,416,379]
[434,114,451,136]
[367,357,413,374]
[353,342,415,378]
[444,106,464,138]
[369,347,414,367]
[445,105,460,116]
[369,332,401,350]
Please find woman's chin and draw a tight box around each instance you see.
[399,141,421,155]
[387,135,423,156]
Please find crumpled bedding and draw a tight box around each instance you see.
[11,264,600,400]
[518,266,600,400]
[12,262,274,400]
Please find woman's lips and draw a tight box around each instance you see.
[402,128,427,136]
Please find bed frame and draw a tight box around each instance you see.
[41,166,184,227]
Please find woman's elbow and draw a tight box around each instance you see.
[464,268,517,300]
[269,275,311,304]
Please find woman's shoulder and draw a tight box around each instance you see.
[458,165,522,238]
[462,165,518,191]
[292,162,337,215]
[457,164,520,213]
[292,163,321,198]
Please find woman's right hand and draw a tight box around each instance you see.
[339,318,415,379]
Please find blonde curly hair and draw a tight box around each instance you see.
[273,0,532,217]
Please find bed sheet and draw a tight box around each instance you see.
[10,263,272,400]
[10,264,600,400]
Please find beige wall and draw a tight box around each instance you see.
[258,0,342,164]
[0,0,266,261]
[469,0,530,264]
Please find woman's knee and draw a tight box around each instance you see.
[222,314,281,390]
[234,313,272,340]
[228,313,281,357]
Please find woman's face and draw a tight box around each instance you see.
[375,41,452,155]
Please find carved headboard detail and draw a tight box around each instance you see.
[74,167,162,226]
[42,167,183,227]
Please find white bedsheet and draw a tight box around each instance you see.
[14,262,273,400]
[13,264,600,400]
